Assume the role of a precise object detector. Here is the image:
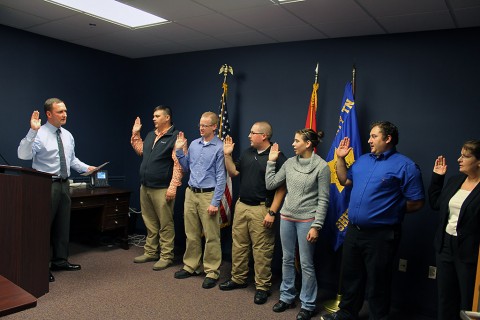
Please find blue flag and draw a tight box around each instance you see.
[325,82,362,251]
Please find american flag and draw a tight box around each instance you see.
[217,82,232,227]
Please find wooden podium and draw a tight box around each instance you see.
[0,165,51,298]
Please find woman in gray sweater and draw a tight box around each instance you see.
[266,128,330,320]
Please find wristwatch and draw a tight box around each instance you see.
[268,210,276,217]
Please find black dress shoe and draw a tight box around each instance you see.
[219,279,248,291]
[49,271,55,282]
[202,277,217,289]
[273,300,296,313]
[50,262,81,271]
[297,308,314,320]
[174,269,196,279]
[254,289,269,305]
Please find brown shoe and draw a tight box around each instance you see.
[133,254,159,263]
[152,259,172,271]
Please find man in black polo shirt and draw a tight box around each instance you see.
[219,121,286,304]
[130,105,183,271]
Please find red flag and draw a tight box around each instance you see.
[305,82,319,131]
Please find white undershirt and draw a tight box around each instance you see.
[446,189,470,236]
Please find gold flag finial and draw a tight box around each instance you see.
[219,64,234,84]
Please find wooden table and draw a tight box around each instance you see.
[0,275,37,317]
[70,187,131,249]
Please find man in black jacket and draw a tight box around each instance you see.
[131,105,183,270]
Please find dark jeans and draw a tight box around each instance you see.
[338,224,401,320]
[50,180,71,266]
[436,233,477,320]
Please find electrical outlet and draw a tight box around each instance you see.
[398,259,407,272]
[428,266,437,279]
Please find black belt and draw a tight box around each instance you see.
[239,199,264,206]
[52,177,69,183]
[189,186,214,193]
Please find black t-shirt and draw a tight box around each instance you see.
[235,145,287,205]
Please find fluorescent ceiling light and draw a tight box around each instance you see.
[270,0,305,4]
[44,0,168,29]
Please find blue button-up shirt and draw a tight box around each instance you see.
[176,136,226,207]
[18,121,89,177]
[347,148,425,227]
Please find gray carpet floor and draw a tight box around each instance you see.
[4,238,434,320]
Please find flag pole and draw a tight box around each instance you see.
[323,66,358,314]
[217,64,234,228]
[352,64,356,98]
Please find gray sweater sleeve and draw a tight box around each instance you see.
[311,164,330,230]
[265,160,286,190]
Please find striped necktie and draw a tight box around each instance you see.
[56,128,68,179]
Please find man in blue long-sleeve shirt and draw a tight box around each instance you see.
[18,98,95,283]
[173,111,226,289]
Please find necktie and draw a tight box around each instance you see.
[56,128,68,179]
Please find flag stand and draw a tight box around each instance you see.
[323,294,342,313]
[323,260,344,312]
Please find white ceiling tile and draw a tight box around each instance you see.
[0,6,48,29]
[448,0,480,10]
[174,36,231,50]
[215,31,276,46]
[141,22,212,41]
[378,11,455,34]
[0,0,77,20]
[284,0,373,24]
[315,19,386,38]
[175,13,253,36]
[454,6,480,27]
[358,0,448,17]
[193,0,271,12]
[260,25,327,42]
[26,14,125,41]
[224,5,305,29]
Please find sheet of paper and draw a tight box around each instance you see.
[80,162,109,176]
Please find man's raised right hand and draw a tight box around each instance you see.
[30,110,41,130]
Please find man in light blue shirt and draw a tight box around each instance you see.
[18,98,94,283]
[173,111,226,289]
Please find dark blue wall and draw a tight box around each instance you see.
[2,22,479,317]
[0,25,133,182]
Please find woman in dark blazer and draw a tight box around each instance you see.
[429,140,480,320]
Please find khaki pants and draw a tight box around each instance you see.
[231,200,275,291]
[140,186,175,262]
[182,188,221,279]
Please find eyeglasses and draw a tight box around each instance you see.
[198,124,213,128]
[249,131,264,135]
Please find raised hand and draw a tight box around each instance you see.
[223,135,235,155]
[132,117,142,133]
[175,131,187,150]
[336,137,352,159]
[433,155,447,175]
[269,143,280,162]
[30,110,41,130]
